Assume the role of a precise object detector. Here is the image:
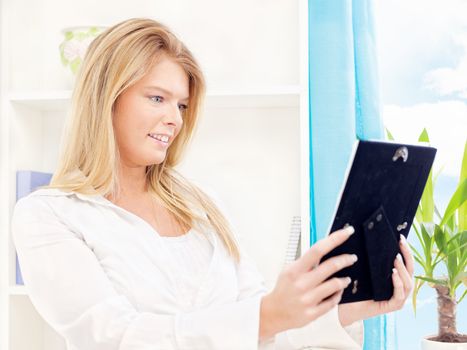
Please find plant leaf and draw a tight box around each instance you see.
[412,224,424,250]
[433,166,445,187]
[440,178,467,227]
[446,214,456,234]
[385,128,395,141]
[410,242,425,265]
[418,128,430,143]
[412,279,425,315]
[459,140,467,232]
[445,232,461,287]
[444,230,467,250]
[458,288,467,304]
[421,169,435,223]
[418,129,435,223]
[434,205,443,222]
[413,254,427,271]
[461,271,467,286]
[443,241,467,259]
[434,224,447,256]
[415,275,447,286]
[420,224,434,267]
[415,206,423,227]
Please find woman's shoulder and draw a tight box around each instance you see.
[33,187,74,196]
[13,188,70,219]
[12,188,92,229]
[14,188,73,210]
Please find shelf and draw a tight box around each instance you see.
[9,285,28,296]
[8,85,301,111]
[8,90,72,112]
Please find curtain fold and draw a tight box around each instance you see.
[308,1,395,349]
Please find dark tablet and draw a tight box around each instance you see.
[321,140,437,303]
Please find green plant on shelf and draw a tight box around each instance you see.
[386,128,467,344]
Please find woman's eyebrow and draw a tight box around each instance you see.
[144,85,189,101]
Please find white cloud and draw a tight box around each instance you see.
[377,0,467,178]
[375,0,467,102]
[424,32,467,98]
[383,101,467,177]
[409,295,436,309]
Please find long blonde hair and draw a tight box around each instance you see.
[47,18,240,262]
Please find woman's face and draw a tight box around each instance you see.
[113,55,190,168]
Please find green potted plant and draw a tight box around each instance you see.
[387,128,467,348]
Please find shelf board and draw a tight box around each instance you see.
[9,285,28,296]
[8,85,301,111]
[9,90,72,111]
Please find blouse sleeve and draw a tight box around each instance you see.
[10,195,273,350]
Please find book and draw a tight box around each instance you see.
[284,216,301,265]
[15,170,53,285]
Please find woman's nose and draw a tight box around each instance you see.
[163,103,183,126]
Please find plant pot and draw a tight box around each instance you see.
[421,335,467,349]
[59,26,107,75]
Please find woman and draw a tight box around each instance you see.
[12,18,413,349]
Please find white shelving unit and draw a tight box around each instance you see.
[0,0,310,349]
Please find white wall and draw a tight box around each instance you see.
[1,1,305,348]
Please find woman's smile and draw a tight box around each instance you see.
[148,133,169,148]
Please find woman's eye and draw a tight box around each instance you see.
[150,96,163,103]
[178,104,188,112]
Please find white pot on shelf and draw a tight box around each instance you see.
[421,335,467,350]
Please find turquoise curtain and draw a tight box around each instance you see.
[308,1,396,349]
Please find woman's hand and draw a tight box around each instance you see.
[338,234,414,326]
[259,226,358,341]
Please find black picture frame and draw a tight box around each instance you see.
[321,139,437,304]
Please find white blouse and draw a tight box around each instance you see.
[11,187,364,350]
[161,230,214,308]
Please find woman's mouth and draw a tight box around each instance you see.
[148,133,169,148]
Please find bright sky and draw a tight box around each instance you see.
[375,0,467,177]
[373,3,467,344]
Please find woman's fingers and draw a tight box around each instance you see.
[395,234,414,297]
[305,254,358,286]
[390,268,406,309]
[399,234,414,276]
[306,290,344,321]
[394,253,413,296]
[297,226,355,274]
[302,277,351,305]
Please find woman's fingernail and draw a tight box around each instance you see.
[392,268,398,274]
[344,277,352,285]
[400,234,407,245]
[351,254,358,262]
[345,226,355,235]
[396,253,403,262]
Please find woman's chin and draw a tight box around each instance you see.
[147,154,167,166]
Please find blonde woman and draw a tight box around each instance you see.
[12,18,414,350]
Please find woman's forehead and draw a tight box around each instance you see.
[138,57,189,99]
[143,85,189,101]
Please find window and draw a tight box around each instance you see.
[376,0,467,347]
